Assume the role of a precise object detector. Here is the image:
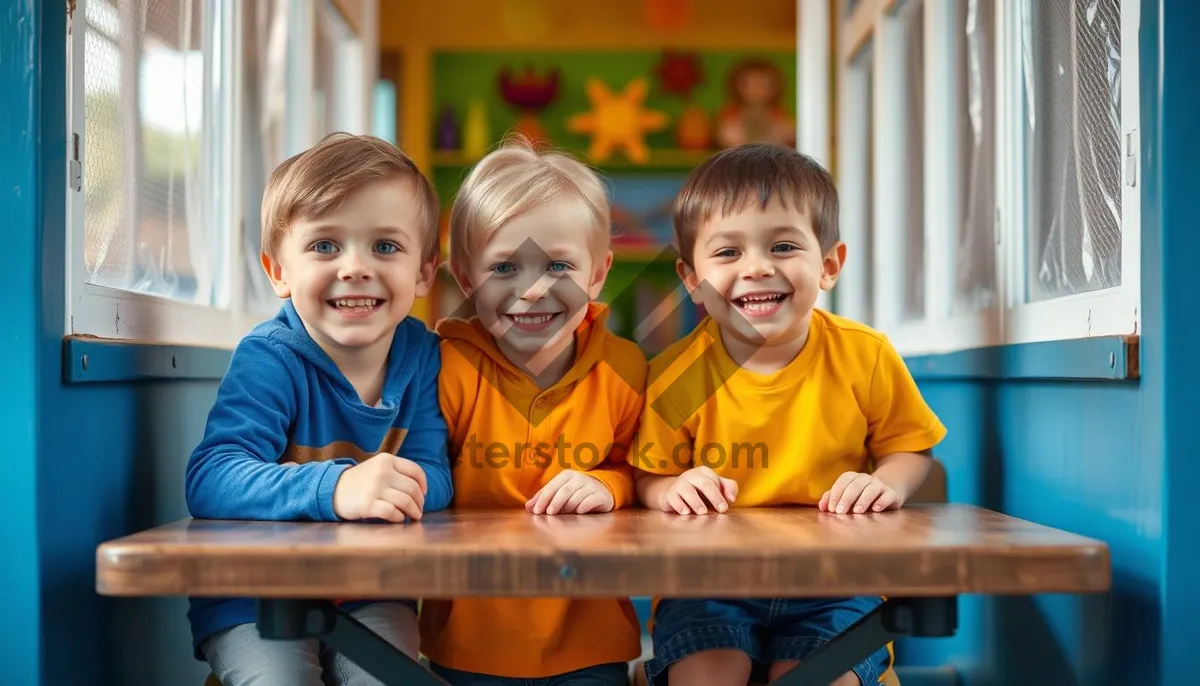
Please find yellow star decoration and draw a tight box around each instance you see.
[566,77,669,164]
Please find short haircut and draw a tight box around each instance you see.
[673,143,840,265]
[260,132,440,264]
[447,135,610,283]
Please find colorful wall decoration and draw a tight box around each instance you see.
[425,49,796,350]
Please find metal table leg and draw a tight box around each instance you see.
[256,599,446,686]
[771,596,958,686]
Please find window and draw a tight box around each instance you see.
[66,0,374,348]
[827,0,1139,355]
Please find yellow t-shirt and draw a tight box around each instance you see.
[632,308,947,504]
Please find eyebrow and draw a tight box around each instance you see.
[704,230,744,247]
[704,225,808,247]
[300,224,413,240]
[482,244,585,262]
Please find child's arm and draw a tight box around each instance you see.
[634,471,675,510]
[821,336,946,514]
[872,450,934,501]
[583,378,646,511]
[819,450,932,514]
[395,333,454,513]
[185,336,350,521]
[526,360,644,515]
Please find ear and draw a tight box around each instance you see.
[414,258,438,298]
[448,261,473,297]
[819,241,847,291]
[260,251,291,299]
[676,258,703,305]
[587,250,614,300]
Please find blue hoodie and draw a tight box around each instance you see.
[184,300,452,655]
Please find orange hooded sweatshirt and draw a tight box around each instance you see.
[418,302,646,678]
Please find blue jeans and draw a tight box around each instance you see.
[428,661,630,686]
[645,597,890,686]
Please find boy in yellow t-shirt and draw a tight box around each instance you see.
[632,143,947,686]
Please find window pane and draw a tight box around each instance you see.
[241,0,290,315]
[1022,0,1122,301]
[954,0,997,313]
[901,2,925,321]
[84,0,227,306]
[314,2,353,137]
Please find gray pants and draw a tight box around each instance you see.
[201,602,420,686]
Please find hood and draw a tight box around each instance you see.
[436,301,614,387]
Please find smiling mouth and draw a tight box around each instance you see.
[328,298,384,314]
[731,292,790,316]
[505,312,561,332]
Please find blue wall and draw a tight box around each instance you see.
[2,1,45,684]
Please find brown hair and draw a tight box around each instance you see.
[260,132,441,263]
[673,143,839,265]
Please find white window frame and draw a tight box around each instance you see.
[822,0,1140,356]
[65,0,376,350]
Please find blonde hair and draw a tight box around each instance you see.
[260,132,441,263]
[448,136,611,282]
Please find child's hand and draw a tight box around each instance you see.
[526,470,614,515]
[818,471,901,514]
[333,453,428,522]
[660,466,738,515]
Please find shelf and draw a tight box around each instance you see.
[432,148,717,172]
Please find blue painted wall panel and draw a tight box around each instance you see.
[1,1,44,684]
[1158,0,1200,682]
[897,380,1161,685]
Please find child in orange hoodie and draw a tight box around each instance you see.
[417,136,646,684]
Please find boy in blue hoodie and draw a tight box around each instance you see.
[184,132,452,685]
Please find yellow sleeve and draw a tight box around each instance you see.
[631,386,694,477]
[865,336,947,457]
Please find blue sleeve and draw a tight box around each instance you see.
[397,331,454,513]
[185,335,350,521]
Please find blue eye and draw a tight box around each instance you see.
[714,248,738,258]
[312,240,338,254]
[773,243,798,253]
[548,261,570,273]
[375,241,401,255]
[492,262,516,275]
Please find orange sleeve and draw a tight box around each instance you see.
[587,356,648,510]
[865,336,948,457]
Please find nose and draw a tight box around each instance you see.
[741,251,775,279]
[517,273,554,302]
[338,250,373,282]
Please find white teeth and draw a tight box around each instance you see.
[332,298,379,309]
[738,293,784,303]
[511,313,555,324]
[733,293,787,313]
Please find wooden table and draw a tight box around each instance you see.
[96,505,1110,685]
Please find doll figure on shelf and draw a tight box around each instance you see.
[716,58,795,149]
